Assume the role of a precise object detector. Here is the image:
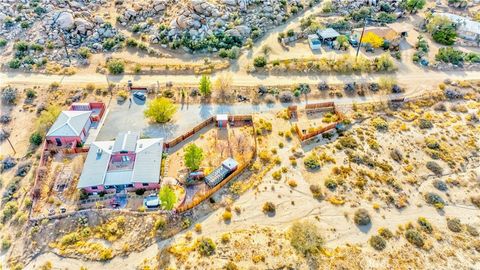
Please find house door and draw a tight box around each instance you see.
[55,138,62,146]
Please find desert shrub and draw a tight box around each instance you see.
[78,47,91,59]
[309,184,322,198]
[424,192,445,208]
[288,221,323,256]
[287,179,297,188]
[194,223,202,232]
[324,178,337,190]
[426,161,443,175]
[0,129,10,142]
[222,211,232,221]
[224,261,238,270]
[272,170,282,180]
[0,114,11,124]
[435,47,465,65]
[418,119,433,129]
[15,161,31,177]
[303,154,320,170]
[337,135,358,149]
[154,217,166,230]
[378,227,393,239]
[107,59,125,74]
[417,217,433,233]
[447,218,462,233]
[1,238,11,251]
[405,229,424,247]
[354,209,371,226]
[279,91,294,102]
[375,53,395,71]
[197,237,216,256]
[371,117,388,131]
[471,196,480,208]
[262,202,276,214]
[253,56,267,67]
[1,86,18,104]
[369,235,386,251]
[433,180,447,191]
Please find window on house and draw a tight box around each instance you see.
[142,183,149,187]
[91,186,98,190]
[126,184,134,188]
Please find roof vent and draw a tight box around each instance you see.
[139,144,143,148]
[96,149,103,156]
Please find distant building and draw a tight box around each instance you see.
[437,13,480,42]
[46,102,105,148]
[78,131,164,193]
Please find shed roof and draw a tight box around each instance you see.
[317,28,340,39]
[222,158,238,171]
[46,111,91,137]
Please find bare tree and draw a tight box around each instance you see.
[214,73,233,101]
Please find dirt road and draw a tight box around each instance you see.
[2,69,479,88]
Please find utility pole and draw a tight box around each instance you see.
[60,31,71,66]
[356,17,367,60]
[4,133,16,154]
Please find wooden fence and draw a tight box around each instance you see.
[305,101,334,111]
[295,103,346,142]
[164,116,214,149]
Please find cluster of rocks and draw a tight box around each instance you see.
[333,0,403,16]
[45,11,123,52]
[116,0,302,51]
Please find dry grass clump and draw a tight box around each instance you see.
[287,179,297,187]
[309,184,323,198]
[417,217,433,234]
[446,218,462,233]
[287,221,323,256]
[196,237,216,256]
[405,229,424,247]
[378,227,393,239]
[262,202,276,214]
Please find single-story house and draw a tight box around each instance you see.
[308,34,321,50]
[78,131,164,193]
[317,28,340,41]
[46,102,105,148]
[437,13,480,42]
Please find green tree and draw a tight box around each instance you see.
[159,185,177,210]
[30,131,43,146]
[199,74,212,96]
[144,97,177,123]
[427,16,457,45]
[184,143,203,171]
[107,59,125,74]
[405,0,426,13]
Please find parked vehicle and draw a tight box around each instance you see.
[133,91,146,101]
[144,194,160,209]
[349,38,359,47]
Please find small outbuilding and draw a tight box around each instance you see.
[216,114,228,128]
[308,34,321,50]
[317,28,340,41]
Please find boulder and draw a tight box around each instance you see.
[55,12,75,30]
